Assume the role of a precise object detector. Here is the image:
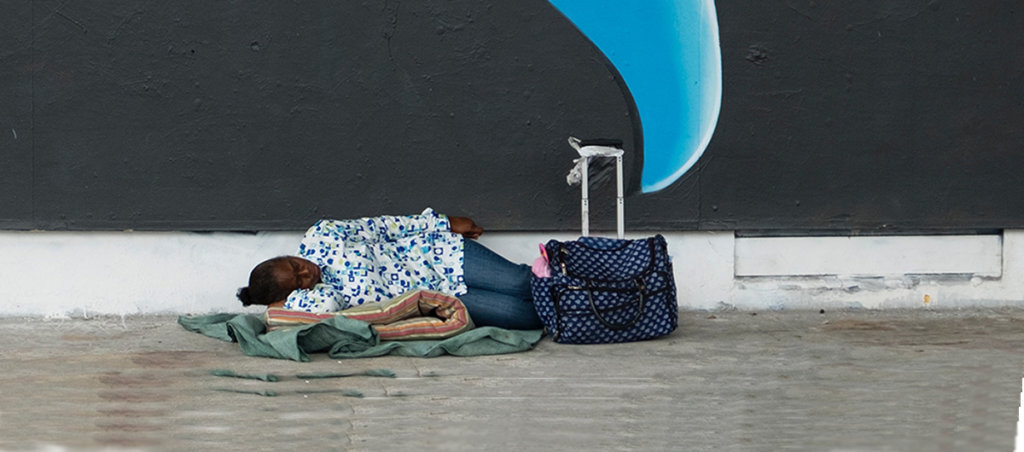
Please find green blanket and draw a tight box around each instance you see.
[179,313,543,361]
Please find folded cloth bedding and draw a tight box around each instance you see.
[178,311,542,362]
[266,289,473,341]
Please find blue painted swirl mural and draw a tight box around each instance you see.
[547,0,722,193]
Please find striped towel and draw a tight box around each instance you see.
[266,289,474,341]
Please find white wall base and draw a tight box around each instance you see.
[2,230,1023,316]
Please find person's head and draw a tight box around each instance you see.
[236,256,322,306]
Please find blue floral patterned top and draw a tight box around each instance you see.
[282,208,465,313]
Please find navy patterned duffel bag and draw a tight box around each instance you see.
[530,235,678,344]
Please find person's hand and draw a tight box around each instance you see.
[449,216,483,239]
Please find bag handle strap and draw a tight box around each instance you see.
[585,279,646,331]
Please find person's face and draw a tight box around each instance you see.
[273,257,322,293]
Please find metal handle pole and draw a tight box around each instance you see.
[616,155,624,239]
[581,156,590,237]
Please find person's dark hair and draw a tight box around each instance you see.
[236,257,293,306]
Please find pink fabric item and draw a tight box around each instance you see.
[531,243,551,278]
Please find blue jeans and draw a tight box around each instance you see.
[460,239,543,330]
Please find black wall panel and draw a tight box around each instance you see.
[1,1,1022,232]
[701,1,1024,233]
[6,0,641,230]
[0,4,34,228]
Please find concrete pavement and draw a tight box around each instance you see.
[1,308,1023,451]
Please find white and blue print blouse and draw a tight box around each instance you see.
[282,208,466,313]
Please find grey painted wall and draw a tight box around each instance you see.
[2,1,1022,233]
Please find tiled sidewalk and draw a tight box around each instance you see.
[1,308,1022,451]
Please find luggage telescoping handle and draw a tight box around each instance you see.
[571,137,625,239]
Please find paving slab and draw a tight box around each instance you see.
[1,308,1023,451]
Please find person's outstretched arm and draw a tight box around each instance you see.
[304,208,458,245]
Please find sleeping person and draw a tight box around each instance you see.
[236,208,542,330]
